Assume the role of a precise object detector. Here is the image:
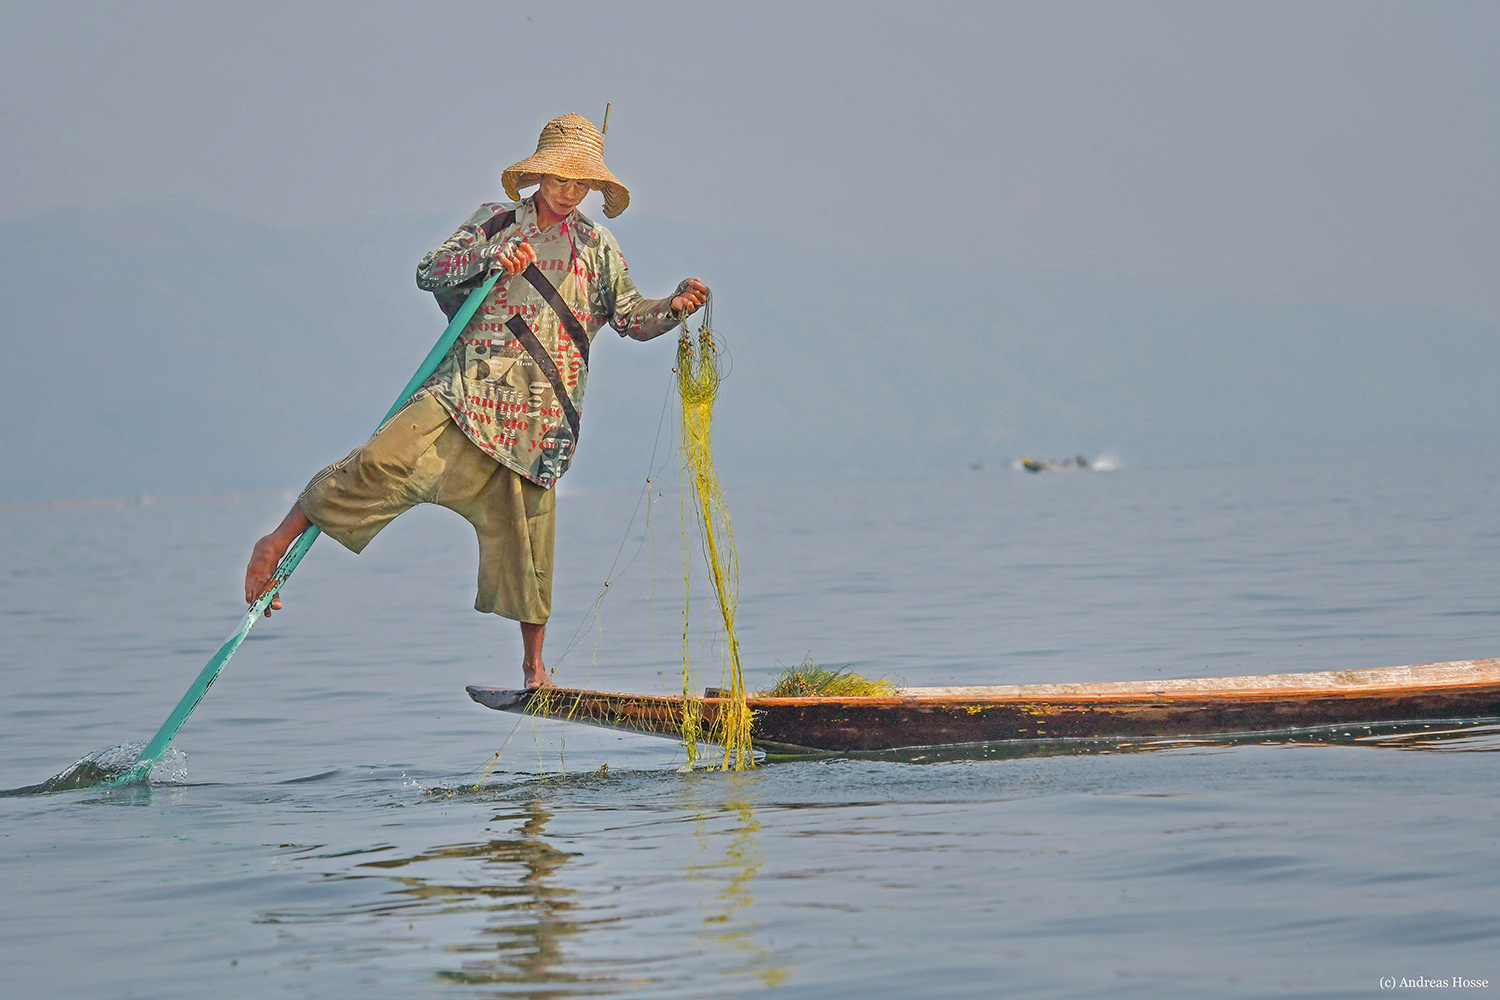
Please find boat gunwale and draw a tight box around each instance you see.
[470,659,1500,710]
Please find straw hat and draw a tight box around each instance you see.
[502,113,629,218]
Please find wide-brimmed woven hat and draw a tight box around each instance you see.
[502,113,629,218]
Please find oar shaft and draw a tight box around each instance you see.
[116,271,504,785]
[119,525,320,783]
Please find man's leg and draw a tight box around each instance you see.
[244,392,452,617]
[443,434,557,689]
[520,622,548,688]
[244,504,313,616]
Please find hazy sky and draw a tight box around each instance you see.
[3,1,1498,321]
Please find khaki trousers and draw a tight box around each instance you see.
[298,392,555,623]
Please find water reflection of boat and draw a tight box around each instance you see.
[468,659,1500,755]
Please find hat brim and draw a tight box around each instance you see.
[502,156,629,218]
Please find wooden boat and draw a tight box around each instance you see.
[467,658,1500,755]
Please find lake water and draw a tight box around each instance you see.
[2,454,1498,998]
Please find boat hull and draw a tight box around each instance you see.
[467,658,1500,753]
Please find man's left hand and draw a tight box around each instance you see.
[671,278,709,316]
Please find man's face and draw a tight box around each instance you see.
[537,175,591,218]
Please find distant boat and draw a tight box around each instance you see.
[468,658,1500,756]
[1018,454,1093,473]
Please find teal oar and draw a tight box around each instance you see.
[109,272,504,787]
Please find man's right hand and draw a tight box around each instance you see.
[496,238,536,276]
[245,504,312,616]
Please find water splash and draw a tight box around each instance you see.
[5,742,188,795]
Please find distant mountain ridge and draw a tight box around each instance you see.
[1,202,1496,501]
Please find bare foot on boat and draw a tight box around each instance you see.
[520,622,548,688]
[245,504,312,617]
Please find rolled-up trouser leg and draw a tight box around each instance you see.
[430,420,556,624]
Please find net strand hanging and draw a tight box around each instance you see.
[675,295,753,770]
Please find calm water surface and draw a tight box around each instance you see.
[2,455,1498,998]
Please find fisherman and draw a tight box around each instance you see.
[243,113,708,689]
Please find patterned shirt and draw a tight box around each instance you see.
[415,197,682,487]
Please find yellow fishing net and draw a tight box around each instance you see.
[676,298,753,770]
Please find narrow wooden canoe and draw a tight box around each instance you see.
[467,658,1500,754]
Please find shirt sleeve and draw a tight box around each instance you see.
[416,206,510,291]
[597,232,684,341]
